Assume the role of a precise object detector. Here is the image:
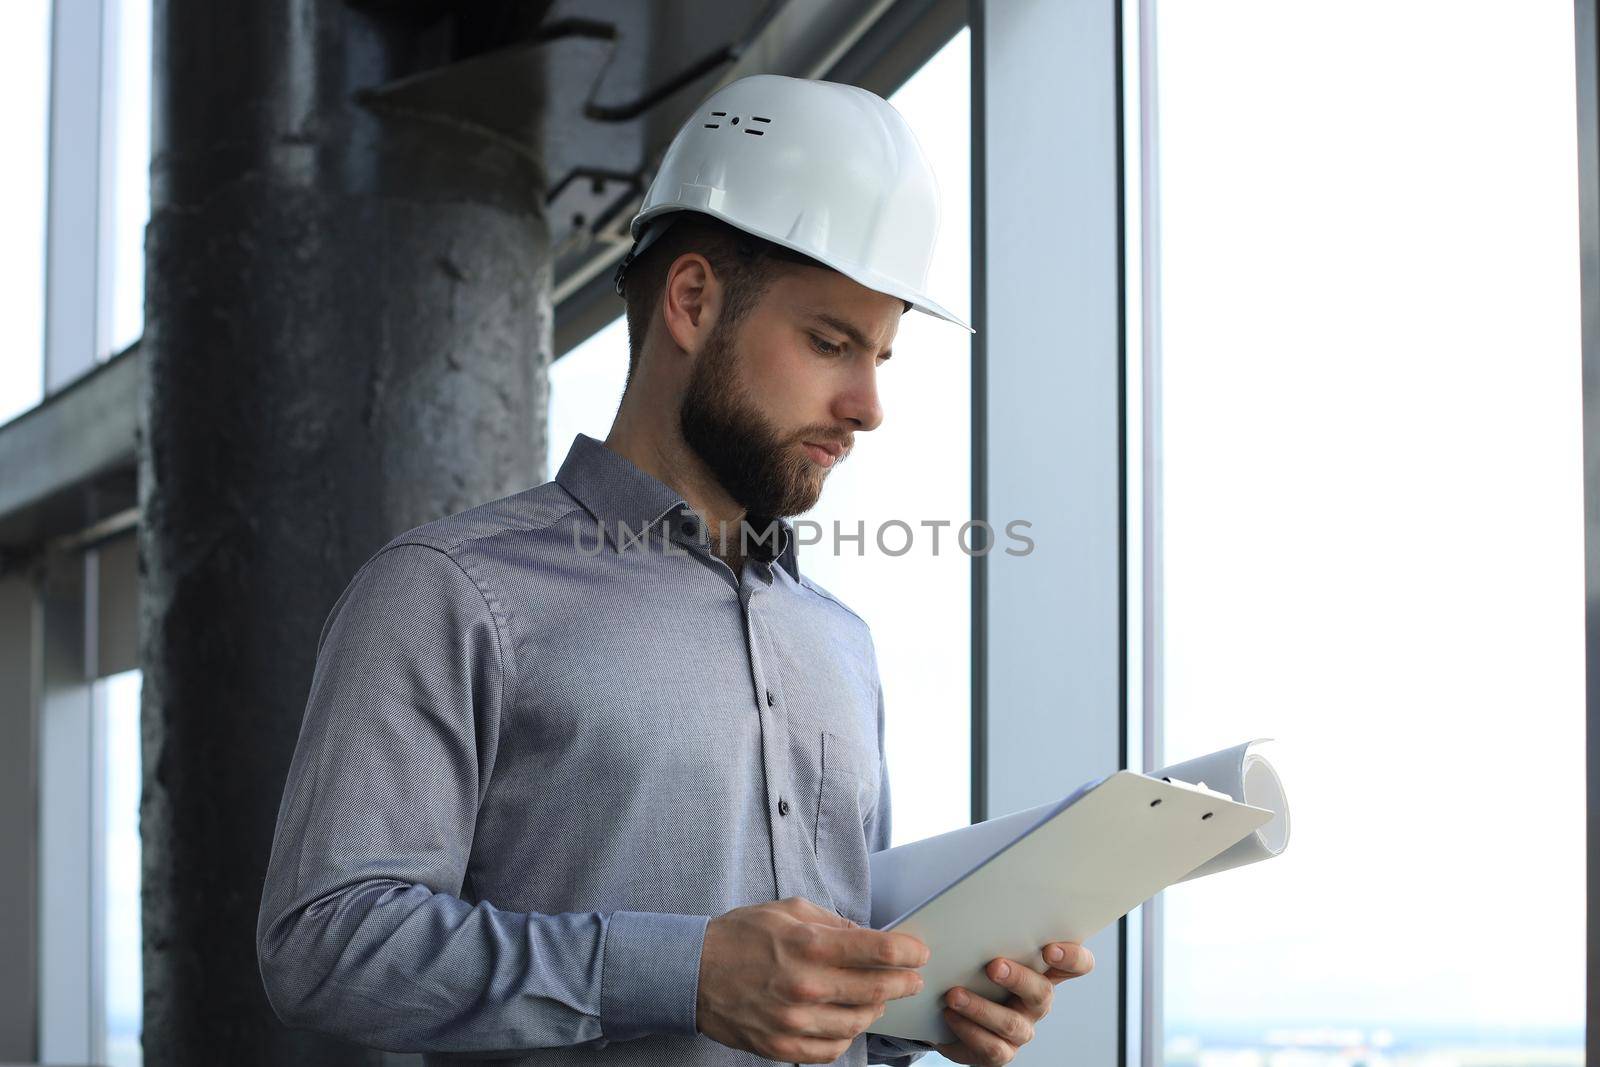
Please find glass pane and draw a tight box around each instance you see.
[1155,3,1585,1064]
[547,315,629,481]
[801,25,973,850]
[0,0,51,426]
[99,668,143,1067]
[105,0,151,358]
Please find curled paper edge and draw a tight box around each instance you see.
[1155,737,1291,883]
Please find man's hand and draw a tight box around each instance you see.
[696,896,929,1064]
[932,941,1096,1066]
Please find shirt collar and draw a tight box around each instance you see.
[554,433,799,582]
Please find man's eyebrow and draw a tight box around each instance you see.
[801,309,893,360]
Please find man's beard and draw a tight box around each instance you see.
[678,317,836,521]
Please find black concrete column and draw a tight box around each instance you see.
[139,3,551,1063]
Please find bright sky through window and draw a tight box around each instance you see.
[1156,1,1584,1059]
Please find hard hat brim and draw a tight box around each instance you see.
[632,205,975,335]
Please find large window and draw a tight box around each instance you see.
[5,0,149,426]
[37,541,143,1065]
[1154,3,1585,1065]
[548,28,973,857]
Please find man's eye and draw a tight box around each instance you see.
[810,334,843,356]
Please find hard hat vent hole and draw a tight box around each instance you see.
[705,113,773,134]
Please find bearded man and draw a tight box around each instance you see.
[257,75,1092,1067]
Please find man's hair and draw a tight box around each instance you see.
[618,213,827,390]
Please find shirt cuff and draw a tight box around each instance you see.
[599,910,711,1041]
[867,1031,937,1065]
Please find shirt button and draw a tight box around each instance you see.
[766,689,775,706]
[778,798,791,816]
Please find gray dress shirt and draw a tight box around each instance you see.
[257,432,933,1066]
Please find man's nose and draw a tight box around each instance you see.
[835,364,884,432]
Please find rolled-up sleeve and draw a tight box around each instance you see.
[255,541,709,1054]
[861,659,934,1067]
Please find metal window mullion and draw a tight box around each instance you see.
[85,547,107,1066]
[1136,0,1166,1065]
[973,0,1129,1062]
[95,0,121,362]
[37,552,94,1063]
[969,0,989,833]
[44,0,107,392]
[1571,3,1600,1065]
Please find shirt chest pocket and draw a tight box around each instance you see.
[812,729,879,925]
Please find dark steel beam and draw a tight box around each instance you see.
[0,346,138,567]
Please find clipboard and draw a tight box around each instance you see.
[867,769,1276,1045]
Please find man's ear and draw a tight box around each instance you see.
[660,252,723,356]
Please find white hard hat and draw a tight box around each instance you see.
[613,73,973,334]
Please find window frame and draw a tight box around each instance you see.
[1571,3,1599,1064]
